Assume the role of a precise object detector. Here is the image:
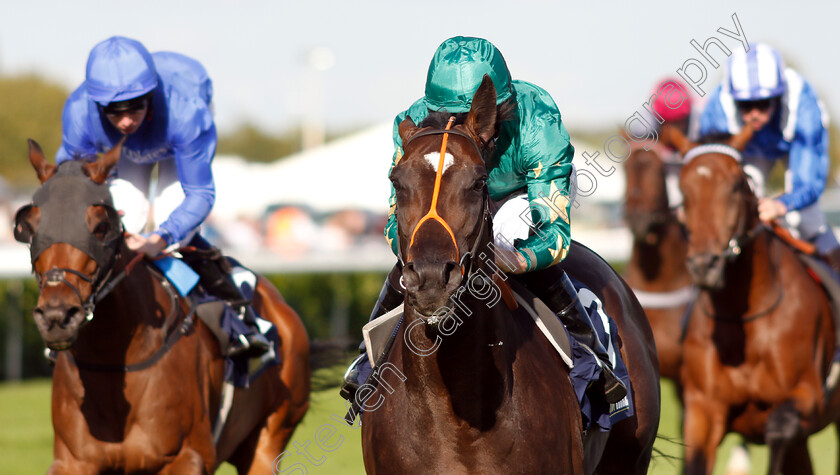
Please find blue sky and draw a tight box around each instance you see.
[2,0,837,135]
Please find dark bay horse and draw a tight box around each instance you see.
[15,140,311,474]
[360,76,659,474]
[665,125,840,474]
[623,145,692,382]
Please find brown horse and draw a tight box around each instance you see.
[623,145,692,381]
[359,76,659,474]
[666,125,840,474]
[15,140,311,474]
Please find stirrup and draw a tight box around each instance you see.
[226,333,270,359]
[598,361,627,404]
[339,354,366,401]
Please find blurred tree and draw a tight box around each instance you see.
[0,75,67,186]
[216,123,302,162]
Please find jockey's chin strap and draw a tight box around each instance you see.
[403,117,490,277]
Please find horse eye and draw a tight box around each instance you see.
[93,221,110,238]
[472,177,487,191]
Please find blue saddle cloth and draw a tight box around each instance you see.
[568,278,634,432]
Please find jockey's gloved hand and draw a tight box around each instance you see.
[495,247,528,274]
[758,198,787,224]
[126,232,168,258]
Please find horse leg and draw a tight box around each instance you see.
[594,418,649,475]
[158,447,209,475]
[683,393,727,475]
[777,439,812,475]
[765,400,806,475]
[46,460,99,475]
[229,409,300,475]
[722,442,750,475]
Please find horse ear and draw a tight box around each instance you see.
[660,124,696,156]
[465,75,498,145]
[728,123,754,152]
[83,136,125,184]
[28,139,56,184]
[399,116,420,144]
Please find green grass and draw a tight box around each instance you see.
[1,375,837,474]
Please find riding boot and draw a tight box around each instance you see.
[815,229,840,276]
[339,268,404,402]
[540,271,628,404]
[823,247,840,277]
[226,305,272,359]
[182,244,270,359]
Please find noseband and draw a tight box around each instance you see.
[401,117,490,278]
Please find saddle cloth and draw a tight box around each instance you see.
[193,264,281,388]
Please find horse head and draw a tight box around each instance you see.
[623,148,671,242]
[391,75,500,321]
[663,124,755,289]
[14,139,124,350]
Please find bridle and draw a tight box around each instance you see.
[33,249,144,325]
[400,117,491,278]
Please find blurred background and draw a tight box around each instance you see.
[1,1,839,473]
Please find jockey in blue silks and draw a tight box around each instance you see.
[700,42,840,271]
[57,36,269,357]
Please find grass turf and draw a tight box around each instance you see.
[1,375,836,474]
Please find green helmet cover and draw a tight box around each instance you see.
[423,36,513,113]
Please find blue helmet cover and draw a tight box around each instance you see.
[85,36,158,106]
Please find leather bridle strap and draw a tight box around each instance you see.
[407,117,460,263]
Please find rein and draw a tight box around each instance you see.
[65,261,196,373]
[701,234,784,322]
[35,248,144,324]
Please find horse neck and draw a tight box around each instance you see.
[399,270,516,410]
[70,250,174,364]
[627,219,691,289]
[708,229,778,310]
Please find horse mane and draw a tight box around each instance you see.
[696,131,734,145]
[421,97,517,159]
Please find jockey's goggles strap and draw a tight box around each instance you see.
[408,117,460,263]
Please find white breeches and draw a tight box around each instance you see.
[107,158,196,246]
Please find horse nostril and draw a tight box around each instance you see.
[32,307,45,322]
[403,263,419,289]
[443,261,460,285]
[64,306,83,326]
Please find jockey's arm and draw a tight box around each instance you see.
[385,104,428,258]
[776,89,829,214]
[698,86,731,138]
[514,118,575,273]
[153,100,217,249]
[56,88,99,163]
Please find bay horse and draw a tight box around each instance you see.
[623,145,692,382]
[665,125,840,474]
[359,75,660,474]
[14,140,311,474]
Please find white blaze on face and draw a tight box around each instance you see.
[424,152,455,175]
[696,166,713,179]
